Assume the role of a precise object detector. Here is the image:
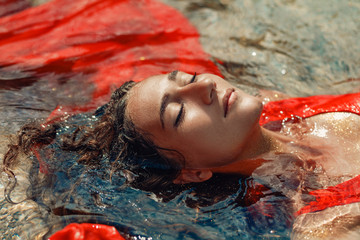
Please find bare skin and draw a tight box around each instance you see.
[127,71,360,182]
[126,71,265,183]
[213,112,360,180]
[288,113,360,239]
[126,71,360,238]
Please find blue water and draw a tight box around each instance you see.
[1,0,360,239]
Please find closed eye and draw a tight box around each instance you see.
[174,103,185,128]
[189,72,197,84]
[173,72,196,128]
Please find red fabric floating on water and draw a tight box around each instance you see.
[260,92,360,125]
[3,0,360,220]
[48,223,125,240]
[295,175,360,216]
[0,0,221,120]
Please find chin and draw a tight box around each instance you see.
[245,95,263,117]
[244,97,263,129]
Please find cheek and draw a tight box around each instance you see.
[178,122,241,167]
[181,120,232,158]
[182,114,215,140]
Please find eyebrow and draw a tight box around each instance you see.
[160,70,178,129]
[168,70,178,81]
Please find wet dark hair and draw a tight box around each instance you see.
[2,81,182,202]
[96,81,183,191]
[2,81,272,211]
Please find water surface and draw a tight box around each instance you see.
[0,0,359,239]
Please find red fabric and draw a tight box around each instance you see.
[261,93,360,215]
[48,223,125,240]
[260,93,360,125]
[0,0,221,121]
[295,175,360,216]
[0,1,219,237]
[2,0,360,221]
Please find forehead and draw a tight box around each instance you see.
[126,74,166,131]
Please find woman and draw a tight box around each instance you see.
[124,70,360,184]
[3,71,360,239]
[126,71,360,238]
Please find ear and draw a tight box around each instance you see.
[173,169,213,184]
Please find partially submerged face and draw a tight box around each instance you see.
[126,71,263,181]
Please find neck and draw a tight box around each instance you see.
[211,126,289,175]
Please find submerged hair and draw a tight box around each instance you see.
[2,80,267,211]
[2,81,181,203]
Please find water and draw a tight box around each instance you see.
[164,0,360,96]
[0,0,359,239]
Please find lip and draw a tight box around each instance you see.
[223,88,236,117]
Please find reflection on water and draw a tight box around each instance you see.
[164,0,360,96]
[0,0,359,239]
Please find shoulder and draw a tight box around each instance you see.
[308,112,360,140]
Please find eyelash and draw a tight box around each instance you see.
[174,103,184,128]
[189,72,197,84]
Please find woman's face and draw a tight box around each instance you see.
[126,71,263,170]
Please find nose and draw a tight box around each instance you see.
[177,78,216,105]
